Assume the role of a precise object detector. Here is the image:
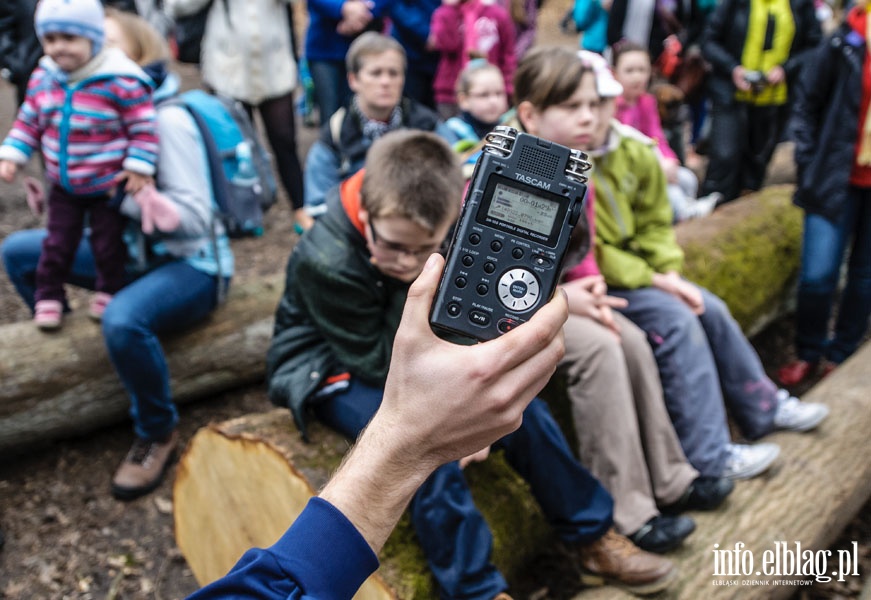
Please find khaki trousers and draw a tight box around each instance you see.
[559,311,698,534]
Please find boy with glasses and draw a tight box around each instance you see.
[267,130,678,598]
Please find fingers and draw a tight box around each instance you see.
[598,294,628,309]
[483,290,568,375]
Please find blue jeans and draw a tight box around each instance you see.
[610,286,779,476]
[2,229,221,440]
[308,59,351,123]
[796,189,871,364]
[315,378,614,600]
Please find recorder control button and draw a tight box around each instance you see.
[462,254,475,267]
[532,254,553,268]
[497,318,519,334]
[483,261,496,274]
[469,233,481,245]
[476,283,489,295]
[512,248,524,259]
[490,240,503,252]
[497,269,540,312]
[455,276,467,288]
[469,310,491,326]
[447,302,462,317]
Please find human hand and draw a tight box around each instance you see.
[133,184,181,234]
[562,275,627,337]
[120,171,153,195]
[662,158,680,184]
[0,159,18,183]
[732,66,751,92]
[765,65,786,85]
[339,0,374,34]
[23,176,45,216]
[459,446,491,469]
[320,253,567,553]
[652,271,704,314]
[378,253,567,471]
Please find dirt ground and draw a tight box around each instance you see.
[0,1,869,598]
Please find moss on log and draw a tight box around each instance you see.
[677,185,802,335]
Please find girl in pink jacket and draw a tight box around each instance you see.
[429,0,516,119]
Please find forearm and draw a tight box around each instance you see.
[319,412,431,554]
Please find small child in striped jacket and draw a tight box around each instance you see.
[0,0,172,330]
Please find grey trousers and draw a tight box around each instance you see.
[559,311,698,534]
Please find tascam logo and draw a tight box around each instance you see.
[515,173,552,190]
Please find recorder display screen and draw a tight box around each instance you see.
[486,182,560,236]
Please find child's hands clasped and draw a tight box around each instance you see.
[561,275,628,338]
[652,271,705,314]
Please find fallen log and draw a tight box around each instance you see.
[0,275,282,454]
[174,339,871,599]
[0,186,802,452]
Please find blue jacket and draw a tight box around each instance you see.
[304,0,392,62]
[187,498,378,600]
[573,0,608,54]
[389,0,440,76]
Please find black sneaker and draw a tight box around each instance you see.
[628,515,696,554]
[661,476,735,513]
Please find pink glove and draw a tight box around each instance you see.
[133,184,180,234]
[23,176,45,216]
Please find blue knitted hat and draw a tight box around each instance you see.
[35,0,105,56]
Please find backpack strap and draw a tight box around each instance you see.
[164,97,231,303]
[328,107,354,178]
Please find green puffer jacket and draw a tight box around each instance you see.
[266,187,410,438]
[591,120,685,289]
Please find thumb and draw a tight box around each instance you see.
[399,253,445,331]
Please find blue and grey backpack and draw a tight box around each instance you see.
[171,89,277,238]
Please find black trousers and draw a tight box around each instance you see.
[700,101,786,202]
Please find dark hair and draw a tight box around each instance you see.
[611,40,649,69]
[513,46,592,111]
[361,130,462,232]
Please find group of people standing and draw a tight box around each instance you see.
[0,0,865,598]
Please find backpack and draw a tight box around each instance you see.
[170,89,277,237]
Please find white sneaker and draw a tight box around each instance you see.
[773,389,830,432]
[693,192,722,217]
[722,443,780,480]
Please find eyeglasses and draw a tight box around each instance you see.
[369,221,445,260]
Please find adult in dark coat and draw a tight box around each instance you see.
[0,0,40,106]
[700,0,820,202]
[778,7,871,385]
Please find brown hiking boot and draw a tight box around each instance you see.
[576,529,677,595]
[111,431,178,501]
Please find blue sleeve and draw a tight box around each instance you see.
[304,140,342,214]
[187,497,379,600]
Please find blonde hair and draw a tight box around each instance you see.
[104,7,169,66]
[346,31,407,75]
[361,130,462,232]
[455,59,505,97]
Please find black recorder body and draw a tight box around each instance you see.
[430,126,591,342]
